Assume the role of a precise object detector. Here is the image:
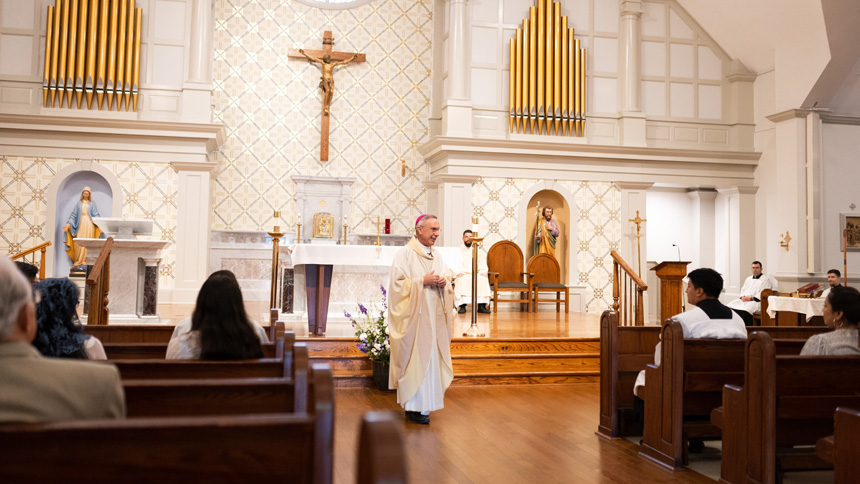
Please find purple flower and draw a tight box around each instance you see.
[359,303,368,315]
[357,343,368,353]
[344,311,352,319]
[380,285,387,297]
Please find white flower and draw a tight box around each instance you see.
[359,332,367,341]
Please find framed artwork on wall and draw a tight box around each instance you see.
[840,213,860,251]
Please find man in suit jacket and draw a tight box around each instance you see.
[0,256,125,422]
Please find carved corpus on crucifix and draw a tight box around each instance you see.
[289,31,366,161]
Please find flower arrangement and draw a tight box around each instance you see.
[345,285,390,365]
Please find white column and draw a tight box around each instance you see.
[427,175,478,246]
[618,0,646,146]
[616,181,652,266]
[442,0,473,137]
[717,186,757,295]
[169,161,216,303]
[688,189,717,269]
[183,0,214,123]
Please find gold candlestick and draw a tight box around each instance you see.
[628,210,646,277]
[268,210,286,312]
[463,232,486,338]
[343,223,348,245]
[372,216,384,246]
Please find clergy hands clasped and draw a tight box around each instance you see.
[423,271,446,287]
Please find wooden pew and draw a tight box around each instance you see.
[103,330,294,360]
[717,333,860,484]
[0,364,334,484]
[816,407,860,484]
[358,412,407,484]
[639,321,824,469]
[597,309,661,438]
[85,320,287,344]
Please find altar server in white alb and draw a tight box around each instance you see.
[453,229,492,314]
[634,268,746,398]
[388,214,454,425]
[726,260,777,325]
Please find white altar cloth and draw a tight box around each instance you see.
[766,296,824,322]
[289,244,462,272]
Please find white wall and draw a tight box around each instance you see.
[821,122,860,278]
[646,189,696,268]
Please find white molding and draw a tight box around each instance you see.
[0,114,225,163]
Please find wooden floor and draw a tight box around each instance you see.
[334,384,715,484]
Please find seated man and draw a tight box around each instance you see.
[632,268,747,435]
[0,256,125,422]
[453,230,491,314]
[820,268,842,300]
[726,260,777,326]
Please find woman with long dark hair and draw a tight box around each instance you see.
[166,270,266,360]
[33,278,107,360]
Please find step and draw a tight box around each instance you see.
[332,371,599,387]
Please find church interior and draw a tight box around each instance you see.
[2,0,860,482]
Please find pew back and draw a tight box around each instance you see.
[816,407,860,484]
[0,365,334,484]
[84,322,287,343]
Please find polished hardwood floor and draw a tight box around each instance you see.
[334,384,715,484]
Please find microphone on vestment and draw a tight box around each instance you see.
[673,244,685,312]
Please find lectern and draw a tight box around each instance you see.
[651,261,690,322]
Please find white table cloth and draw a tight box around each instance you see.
[765,296,824,322]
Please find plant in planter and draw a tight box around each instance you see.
[345,285,391,391]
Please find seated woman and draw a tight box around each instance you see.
[33,278,107,360]
[801,285,860,355]
[167,270,267,360]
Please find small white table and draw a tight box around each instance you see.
[766,296,824,323]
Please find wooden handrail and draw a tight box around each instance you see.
[610,250,647,289]
[610,250,648,326]
[10,241,52,280]
[86,237,113,326]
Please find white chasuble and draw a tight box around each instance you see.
[388,237,455,411]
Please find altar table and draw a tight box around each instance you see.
[289,244,462,335]
[766,296,825,326]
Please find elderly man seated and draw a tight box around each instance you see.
[453,230,492,314]
[0,256,125,422]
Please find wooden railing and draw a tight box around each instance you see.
[610,250,647,326]
[10,241,52,280]
[86,237,113,326]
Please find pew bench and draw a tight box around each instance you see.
[639,321,824,470]
[103,329,293,359]
[717,333,860,484]
[815,407,860,484]
[0,364,334,484]
[85,320,287,344]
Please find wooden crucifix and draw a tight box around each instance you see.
[288,31,366,161]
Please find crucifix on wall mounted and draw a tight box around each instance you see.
[288,31,366,161]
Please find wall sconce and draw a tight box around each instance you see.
[779,231,791,251]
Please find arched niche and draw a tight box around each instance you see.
[517,181,578,285]
[44,160,123,277]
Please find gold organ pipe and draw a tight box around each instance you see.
[132,8,141,111]
[50,2,62,107]
[116,0,128,111]
[567,29,574,136]
[561,17,568,137]
[66,0,79,108]
[521,19,529,134]
[580,46,585,136]
[124,0,135,111]
[96,0,109,108]
[57,0,69,107]
[528,7,536,134]
[43,5,54,107]
[75,0,88,108]
[85,0,98,108]
[544,0,552,135]
[509,38,515,133]
[536,0,544,135]
[515,28,523,133]
[574,38,580,137]
[106,0,119,110]
[552,2,561,135]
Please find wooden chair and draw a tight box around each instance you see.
[527,253,568,312]
[758,288,778,325]
[487,240,533,312]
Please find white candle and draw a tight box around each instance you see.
[344,215,347,224]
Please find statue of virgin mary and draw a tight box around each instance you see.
[62,186,102,270]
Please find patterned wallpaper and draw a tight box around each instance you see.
[472,178,621,313]
[211,0,433,234]
[0,156,177,286]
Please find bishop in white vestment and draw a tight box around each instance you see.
[453,229,491,313]
[388,215,454,425]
